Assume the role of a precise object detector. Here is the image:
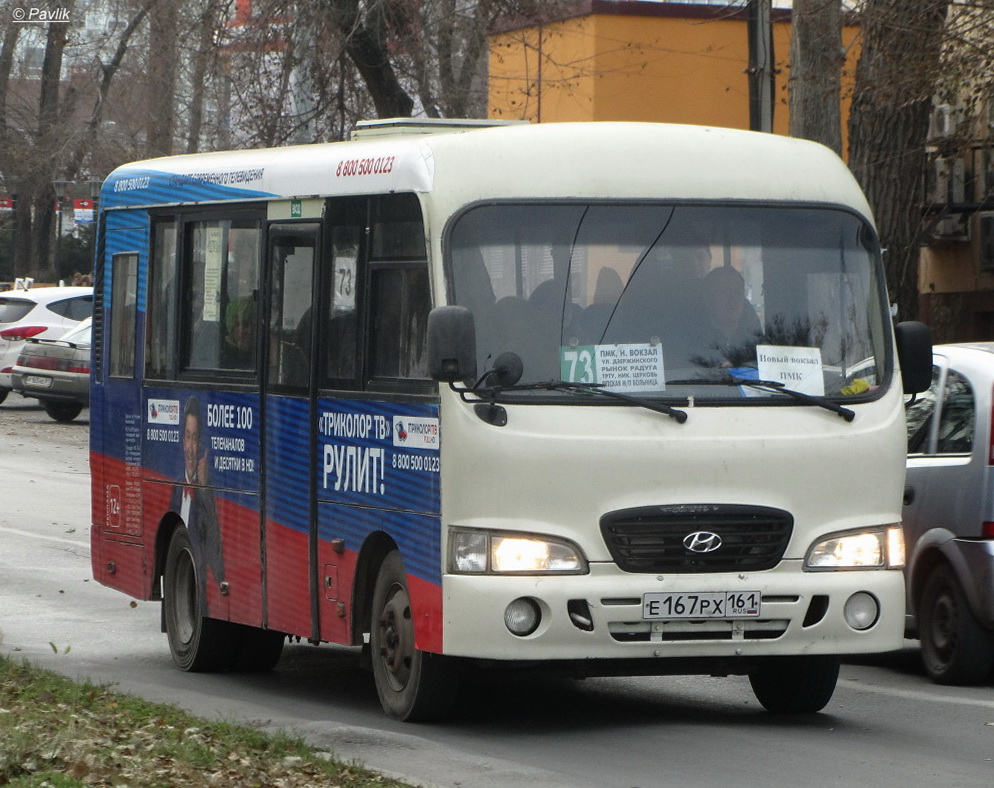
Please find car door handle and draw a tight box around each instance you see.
[903,486,915,506]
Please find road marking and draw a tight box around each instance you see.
[0,525,87,549]
[840,678,994,709]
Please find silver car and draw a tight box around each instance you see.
[11,317,92,422]
[904,343,994,683]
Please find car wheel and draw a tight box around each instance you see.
[749,656,839,713]
[162,527,236,672]
[0,388,7,405]
[370,550,460,721]
[44,401,83,422]
[918,564,994,684]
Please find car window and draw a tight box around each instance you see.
[906,365,975,455]
[47,296,94,321]
[906,366,940,454]
[936,369,974,454]
[0,298,34,324]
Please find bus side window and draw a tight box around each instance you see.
[146,220,178,379]
[268,225,317,390]
[324,204,363,386]
[109,252,138,379]
[369,264,431,380]
[182,217,261,374]
[366,193,430,383]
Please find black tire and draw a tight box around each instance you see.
[231,625,285,672]
[370,550,460,721]
[0,388,8,405]
[918,564,994,684]
[162,528,236,672]
[749,656,840,713]
[44,401,83,422]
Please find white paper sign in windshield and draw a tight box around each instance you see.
[561,343,665,392]
[756,345,824,395]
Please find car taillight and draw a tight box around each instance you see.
[20,356,57,370]
[67,363,90,374]
[0,325,47,341]
[983,523,994,539]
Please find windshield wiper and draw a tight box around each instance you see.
[531,380,688,423]
[667,375,855,422]
[463,352,687,422]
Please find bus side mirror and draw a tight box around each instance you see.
[428,306,477,383]
[895,320,932,394]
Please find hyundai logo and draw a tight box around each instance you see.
[683,531,722,553]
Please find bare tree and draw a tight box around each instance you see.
[31,12,77,282]
[789,0,843,155]
[848,0,952,321]
[320,0,414,118]
[147,0,179,156]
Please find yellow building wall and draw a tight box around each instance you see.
[489,10,859,147]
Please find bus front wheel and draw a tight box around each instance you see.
[370,550,459,721]
[162,527,235,672]
[749,655,839,713]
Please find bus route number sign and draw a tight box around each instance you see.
[642,590,762,619]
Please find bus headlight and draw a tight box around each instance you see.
[449,529,588,574]
[805,525,905,570]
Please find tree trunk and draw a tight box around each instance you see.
[32,18,75,282]
[789,0,842,155]
[322,0,415,118]
[147,1,178,156]
[848,0,951,321]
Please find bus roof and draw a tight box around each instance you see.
[100,122,873,223]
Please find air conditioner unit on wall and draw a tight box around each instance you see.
[930,104,955,140]
[931,213,970,242]
[928,156,967,205]
[977,147,994,204]
[973,212,994,271]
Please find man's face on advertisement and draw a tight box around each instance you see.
[183,413,200,482]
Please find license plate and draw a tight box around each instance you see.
[24,375,52,388]
[642,591,762,619]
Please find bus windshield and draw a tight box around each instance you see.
[448,203,889,402]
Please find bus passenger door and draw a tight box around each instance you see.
[262,222,325,641]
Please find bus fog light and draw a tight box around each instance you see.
[844,592,879,630]
[504,597,541,636]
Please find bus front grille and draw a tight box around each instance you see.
[600,504,793,573]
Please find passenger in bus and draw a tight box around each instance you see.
[169,396,225,614]
[578,267,624,343]
[690,265,762,369]
[223,297,256,369]
[603,237,711,370]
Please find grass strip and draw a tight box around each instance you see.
[0,655,413,788]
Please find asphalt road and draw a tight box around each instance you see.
[2,392,993,788]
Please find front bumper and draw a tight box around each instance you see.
[441,560,905,665]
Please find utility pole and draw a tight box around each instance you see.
[747,0,775,133]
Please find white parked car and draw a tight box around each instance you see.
[0,285,93,404]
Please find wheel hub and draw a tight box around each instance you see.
[378,584,413,689]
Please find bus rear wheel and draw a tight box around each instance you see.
[163,527,235,672]
[370,550,459,721]
[749,655,839,713]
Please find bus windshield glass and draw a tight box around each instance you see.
[448,203,889,402]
